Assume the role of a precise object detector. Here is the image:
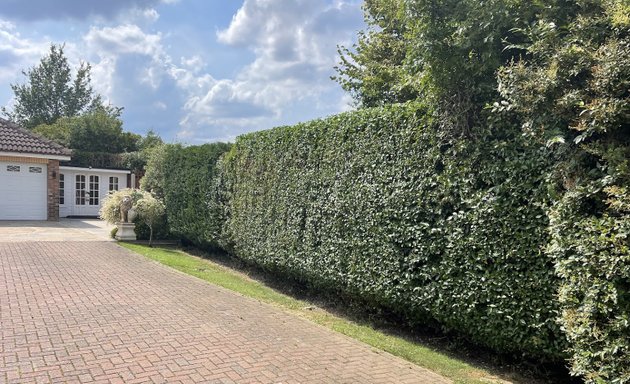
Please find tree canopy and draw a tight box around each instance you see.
[333,1,587,136]
[332,0,416,108]
[33,107,139,153]
[2,44,115,129]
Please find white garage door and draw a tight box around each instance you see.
[0,162,47,220]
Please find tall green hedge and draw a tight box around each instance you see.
[495,3,630,379]
[548,184,630,382]
[219,102,566,360]
[161,143,231,249]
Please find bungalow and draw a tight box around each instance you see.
[0,118,133,221]
[58,166,132,218]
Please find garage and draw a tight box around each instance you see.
[0,161,48,220]
[1,118,71,221]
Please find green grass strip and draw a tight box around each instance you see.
[120,243,513,384]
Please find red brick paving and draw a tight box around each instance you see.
[0,241,451,383]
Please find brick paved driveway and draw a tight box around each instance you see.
[0,219,113,242]
[0,241,450,384]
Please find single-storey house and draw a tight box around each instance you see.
[0,118,133,221]
[58,166,131,218]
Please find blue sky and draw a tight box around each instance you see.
[0,0,364,143]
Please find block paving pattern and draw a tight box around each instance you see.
[0,241,451,383]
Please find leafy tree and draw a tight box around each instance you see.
[2,44,112,128]
[99,188,166,246]
[404,0,541,136]
[99,188,145,224]
[334,0,543,136]
[122,131,165,175]
[33,107,139,153]
[135,194,166,247]
[332,0,417,107]
[137,130,164,152]
[31,116,73,147]
[66,109,124,152]
[140,143,173,199]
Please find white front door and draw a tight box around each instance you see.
[0,162,47,220]
[72,174,101,216]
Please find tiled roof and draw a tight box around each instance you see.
[0,118,71,157]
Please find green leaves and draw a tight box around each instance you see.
[332,0,418,108]
[496,2,630,380]
[218,102,565,361]
[548,185,630,382]
[159,143,231,250]
[135,194,166,246]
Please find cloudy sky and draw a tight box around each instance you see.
[0,0,364,143]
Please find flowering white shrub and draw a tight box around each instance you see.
[99,188,146,225]
[100,189,165,245]
[134,194,165,246]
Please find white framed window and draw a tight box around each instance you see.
[29,166,43,173]
[109,176,119,191]
[59,174,65,205]
[7,165,20,172]
[89,175,99,206]
[75,175,86,205]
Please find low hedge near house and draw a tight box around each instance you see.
[218,102,567,361]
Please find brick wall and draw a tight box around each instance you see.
[47,160,60,221]
[0,155,48,164]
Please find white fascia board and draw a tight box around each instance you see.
[0,151,71,161]
[60,166,131,174]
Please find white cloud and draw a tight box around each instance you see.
[122,8,160,24]
[184,79,273,119]
[142,8,160,22]
[0,20,15,30]
[180,55,204,72]
[81,24,246,134]
[0,0,168,21]
[88,56,117,99]
[83,25,214,94]
[83,24,168,97]
[177,0,363,140]
[167,65,215,91]
[217,1,319,47]
[153,101,167,110]
[0,20,50,84]
[84,24,162,57]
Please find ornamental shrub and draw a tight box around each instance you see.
[219,102,566,361]
[99,188,146,224]
[135,194,165,246]
[100,188,168,242]
[159,143,231,249]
